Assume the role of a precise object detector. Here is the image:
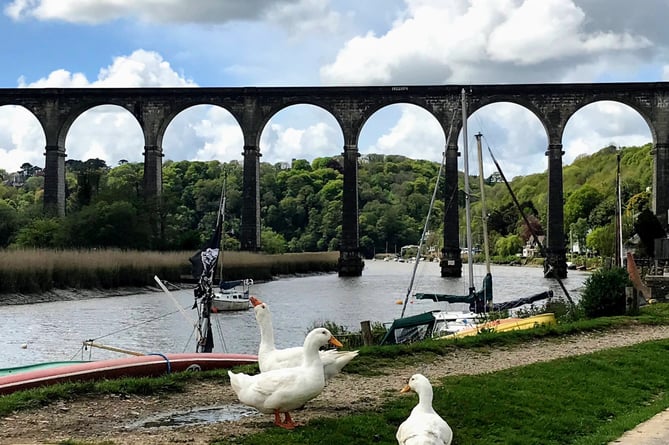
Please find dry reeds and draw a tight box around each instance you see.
[0,249,340,294]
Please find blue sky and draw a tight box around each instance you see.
[0,0,668,178]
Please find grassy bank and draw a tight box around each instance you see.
[229,340,669,445]
[0,249,340,294]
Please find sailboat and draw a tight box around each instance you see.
[380,90,554,345]
[381,95,480,345]
[210,178,253,312]
[188,179,253,352]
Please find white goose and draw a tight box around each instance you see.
[249,296,358,383]
[228,327,342,429]
[396,374,453,445]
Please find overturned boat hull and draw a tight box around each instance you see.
[0,352,257,395]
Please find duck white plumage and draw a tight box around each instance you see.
[396,374,453,445]
[228,327,342,429]
[249,296,358,382]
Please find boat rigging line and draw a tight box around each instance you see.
[461,88,475,298]
[481,135,576,309]
[400,107,458,318]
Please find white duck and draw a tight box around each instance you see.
[396,374,453,445]
[249,296,358,383]
[228,327,342,429]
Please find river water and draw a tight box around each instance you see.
[0,260,589,368]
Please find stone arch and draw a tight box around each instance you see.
[358,102,446,160]
[65,104,144,165]
[560,94,657,144]
[159,102,243,149]
[357,98,446,145]
[463,101,549,178]
[563,100,655,154]
[162,104,244,162]
[57,101,141,149]
[469,95,550,144]
[258,103,344,162]
[0,104,46,172]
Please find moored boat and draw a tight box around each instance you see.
[212,279,253,312]
[446,312,557,339]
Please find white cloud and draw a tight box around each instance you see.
[321,0,652,85]
[164,106,244,162]
[260,121,342,164]
[361,105,445,161]
[4,0,337,29]
[0,105,45,173]
[19,49,195,88]
[1,50,197,171]
[562,102,651,164]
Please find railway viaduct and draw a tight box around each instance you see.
[2,83,668,278]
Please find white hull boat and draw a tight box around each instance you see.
[212,279,253,312]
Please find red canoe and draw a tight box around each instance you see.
[0,352,257,395]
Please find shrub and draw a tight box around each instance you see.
[579,267,631,318]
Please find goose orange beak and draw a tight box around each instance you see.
[329,336,343,348]
[400,384,411,393]
[250,296,263,307]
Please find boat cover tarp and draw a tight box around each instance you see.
[220,280,244,290]
[490,290,553,311]
[414,274,552,313]
[414,273,493,312]
[380,311,436,345]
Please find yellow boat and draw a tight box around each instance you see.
[446,313,556,339]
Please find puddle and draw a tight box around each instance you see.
[126,404,259,429]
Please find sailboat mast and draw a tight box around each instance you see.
[461,89,475,296]
[615,150,623,267]
[218,174,227,281]
[475,133,491,275]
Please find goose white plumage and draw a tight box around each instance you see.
[396,374,453,445]
[249,296,358,382]
[228,327,342,429]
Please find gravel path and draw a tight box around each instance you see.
[2,323,669,445]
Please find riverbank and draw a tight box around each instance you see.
[0,285,162,306]
[2,322,669,445]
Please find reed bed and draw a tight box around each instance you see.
[0,249,340,294]
[218,251,340,281]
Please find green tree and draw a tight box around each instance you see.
[12,218,63,248]
[494,234,523,257]
[564,185,602,228]
[261,228,287,254]
[569,218,588,254]
[586,223,616,257]
[0,200,19,247]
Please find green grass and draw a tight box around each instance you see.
[225,340,669,445]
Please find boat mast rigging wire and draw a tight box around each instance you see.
[400,108,458,318]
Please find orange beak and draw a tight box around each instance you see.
[329,336,343,348]
[249,296,263,307]
[400,384,411,393]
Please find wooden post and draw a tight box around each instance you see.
[625,286,639,315]
[361,320,374,346]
